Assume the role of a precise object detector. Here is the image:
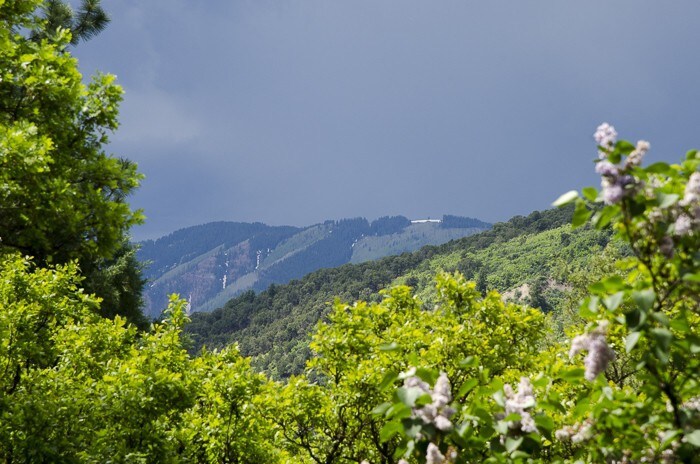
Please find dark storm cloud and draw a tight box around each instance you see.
[74,1,700,239]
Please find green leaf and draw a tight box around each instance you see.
[379,421,402,442]
[602,386,613,401]
[645,162,672,174]
[579,296,600,317]
[505,436,523,453]
[684,429,700,447]
[670,317,690,333]
[656,193,679,208]
[651,328,673,351]
[534,415,554,434]
[552,190,579,207]
[371,402,391,416]
[415,367,438,385]
[492,390,505,407]
[608,150,622,164]
[379,370,398,391]
[592,205,619,228]
[386,403,412,420]
[660,430,680,449]
[572,200,592,229]
[625,309,647,330]
[604,292,625,311]
[379,342,400,351]
[682,273,700,283]
[651,312,670,327]
[396,387,431,408]
[625,331,642,353]
[582,186,599,202]
[616,140,636,155]
[494,420,509,435]
[573,397,590,419]
[559,368,585,382]
[601,276,626,291]
[459,356,479,368]
[632,289,655,312]
[457,378,479,399]
[401,418,425,439]
[689,335,700,354]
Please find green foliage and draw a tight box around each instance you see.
[374,128,700,463]
[0,255,283,462]
[266,273,546,463]
[0,0,147,326]
[0,7,143,265]
[187,206,575,378]
[32,0,110,45]
[548,133,700,463]
[396,224,612,308]
[82,240,149,330]
[3,15,695,460]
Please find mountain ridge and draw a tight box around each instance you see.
[137,214,491,317]
[184,205,599,378]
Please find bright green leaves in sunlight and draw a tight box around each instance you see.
[0,0,143,269]
[0,255,282,462]
[1,0,146,325]
[2,9,700,461]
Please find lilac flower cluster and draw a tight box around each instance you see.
[555,419,593,444]
[426,443,445,464]
[502,377,538,434]
[594,123,699,247]
[404,372,456,432]
[593,123,649,205]
[674,171,700,236]
[594,122,618,155]
[569,321,616,382]
[401,372,458,464]
[396,443,457,464]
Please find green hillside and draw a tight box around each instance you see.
[185,205,609,378]
[350,223,487,263]
[4,5,697,460]
[139,216,489,317]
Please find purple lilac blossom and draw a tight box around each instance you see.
[570,322,616,382]
[625,140,650,168]
[674,214,693,236]
[403,372,455,432]
[426,443,445,464]
[594,123,618,156]
[595,160,619,177]
[602,183,624,205]
[680,172,700,206]
[503,377,538,434]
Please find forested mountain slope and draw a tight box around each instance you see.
[137,222,302,317]
[138,215,489,317]
[184,205,608,378]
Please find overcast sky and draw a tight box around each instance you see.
[73,1,700,240]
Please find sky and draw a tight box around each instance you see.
[73,1,700,240]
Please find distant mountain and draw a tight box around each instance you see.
[137,215,491,317]
[184,205,607,378]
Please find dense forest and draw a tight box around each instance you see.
[0,2,698,463]
[184,205,600,377]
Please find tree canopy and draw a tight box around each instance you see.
[0,0,146,326]
[0,0,142,267]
